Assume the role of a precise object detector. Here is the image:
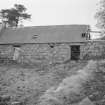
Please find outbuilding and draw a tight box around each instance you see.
[0,24,90,64]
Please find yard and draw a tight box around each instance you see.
[0,59,105,105]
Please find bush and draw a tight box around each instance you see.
[83,41,105,60]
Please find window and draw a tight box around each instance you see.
[13,45,21,47]
[48,43,55,48]
[82,33,86,38]
[32,35,38,39]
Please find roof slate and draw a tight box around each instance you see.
[0,24,89,44]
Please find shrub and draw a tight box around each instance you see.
[83,41,105,60]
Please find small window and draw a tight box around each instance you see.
[32,35,38,39]
[48,43,55,48]
[82,33,86,38]
[13,45,21,47]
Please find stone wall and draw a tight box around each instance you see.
[0,43,84,65]
[0,45,14,58]
[82,41,105,60]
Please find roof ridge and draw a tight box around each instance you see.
[5,24,89,29]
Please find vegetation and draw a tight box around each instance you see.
[0,4,31,27]
[0,59,105,105]
[95,0,105,30]
[83,41,105,60]
[38,60,105,105]
[0,61,87,105]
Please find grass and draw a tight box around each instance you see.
[0,60,105,105]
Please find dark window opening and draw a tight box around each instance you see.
[71,45,80,60]
[48,43,55,48]
[82,33,86,38]
[13,45,21,47]
[32,35,38,39]
[50,45,54,48]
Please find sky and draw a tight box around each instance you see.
[0,0,100,30]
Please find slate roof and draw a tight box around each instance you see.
[0,24,89,44]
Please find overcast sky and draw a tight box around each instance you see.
[0,0,100,30]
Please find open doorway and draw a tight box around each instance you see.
[13,45,21,60]
[71,45,80,60]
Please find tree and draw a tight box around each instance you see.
[0,4,31,27]
[95,0,105,30]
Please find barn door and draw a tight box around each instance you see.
[71,45,80,60]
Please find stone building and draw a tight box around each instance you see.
[0,24,90,64]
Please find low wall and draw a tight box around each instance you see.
[0,43,84,65]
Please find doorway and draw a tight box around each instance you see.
[71,45,80,60]
[13,45,21,60]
